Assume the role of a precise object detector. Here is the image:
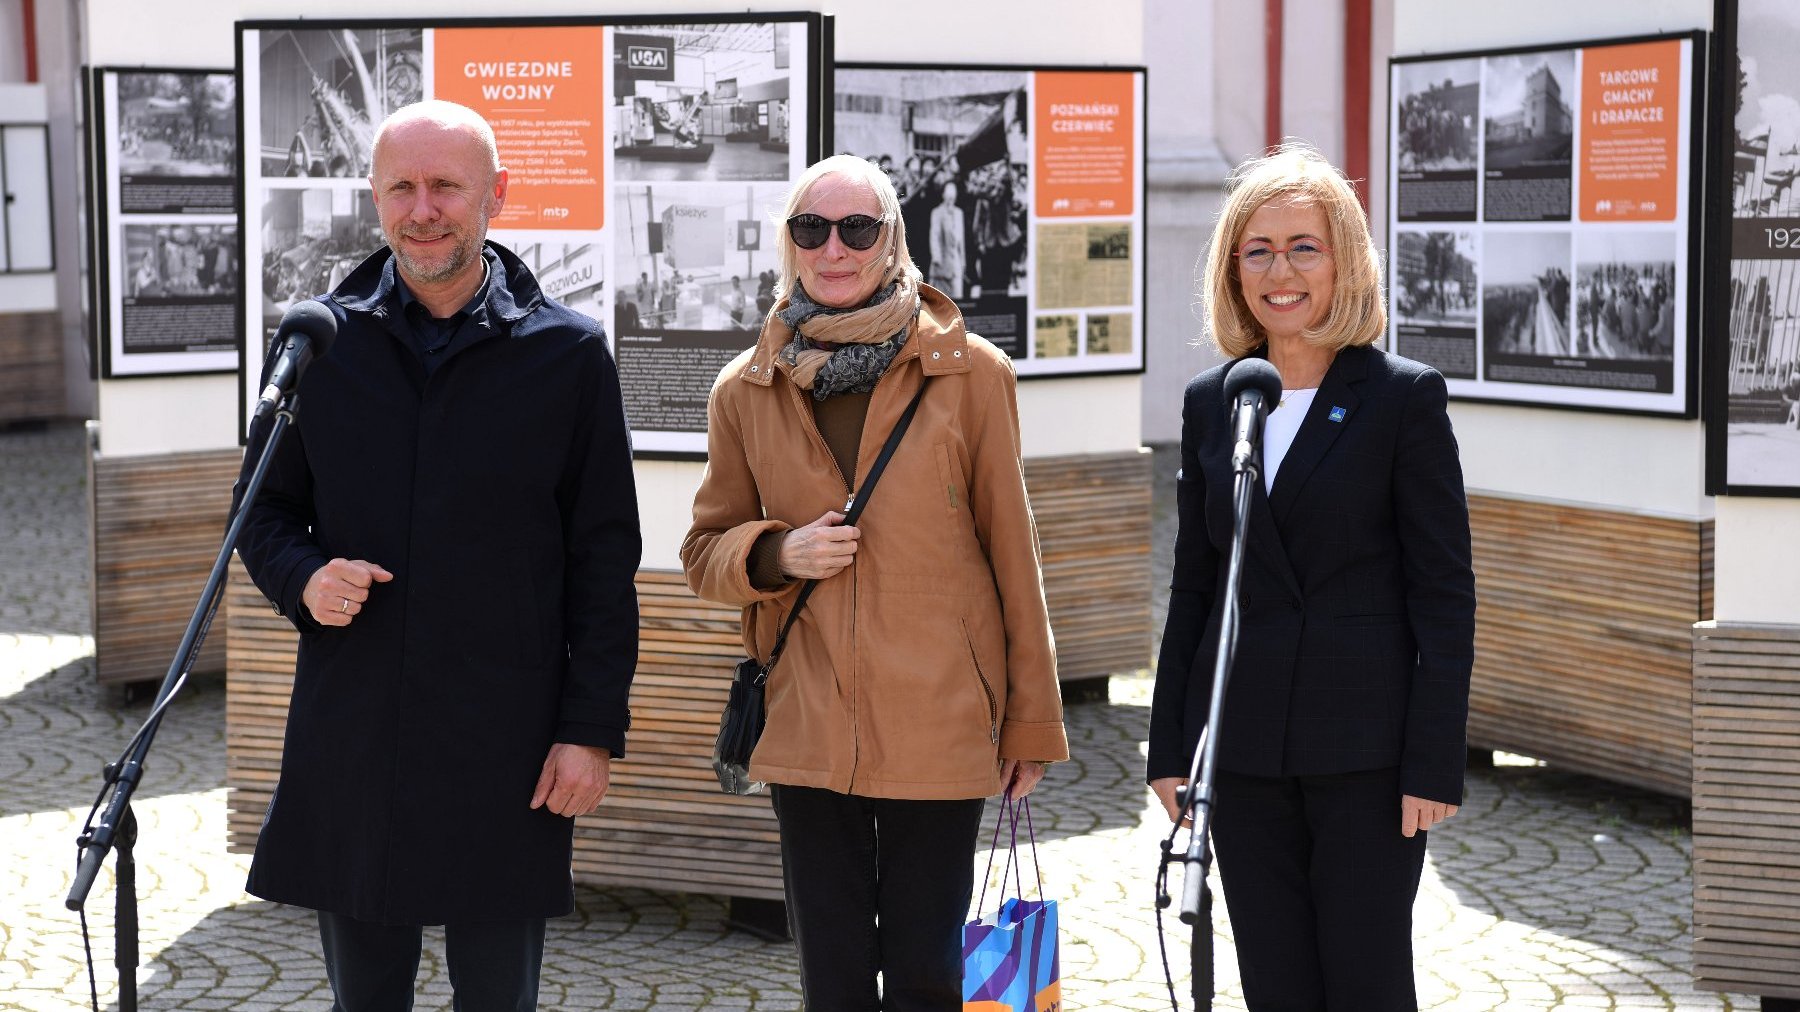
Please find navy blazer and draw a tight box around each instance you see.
[1147,345,1476,804]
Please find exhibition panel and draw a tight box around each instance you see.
[834,63,1147,379]
[235,14,829,456]
[1387,32,1704,417]
[87,68,239,379]
[1706,0,1800,496]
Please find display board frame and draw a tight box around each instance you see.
[88,65,241,379]
[1385,31,1706,418]
[1706,0,1800,496]
[833,60,1148,381]
[235,12,832,459]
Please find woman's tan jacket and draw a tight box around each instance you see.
[681,284,1068,800]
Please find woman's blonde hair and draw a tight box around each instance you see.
[1201,141,1386,357]
[773,154,921,302]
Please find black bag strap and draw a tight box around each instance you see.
[761,379,930,676]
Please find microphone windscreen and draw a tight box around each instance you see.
[274,299,339,357]
[1223,357,1283,406]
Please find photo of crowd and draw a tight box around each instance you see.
[116,72,234,179]
[123,224,238,297]
[1482,231,1571,358]
[835,68,1030,300]
[1393,231,1478,326]
[1395,59,1479,172]
[1573,233,1677,361]
[255,27,423,177]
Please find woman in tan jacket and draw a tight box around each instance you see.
[682,153,1067,1010]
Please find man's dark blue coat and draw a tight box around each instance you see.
[1147,345,1476,805]
[234,242,641,924]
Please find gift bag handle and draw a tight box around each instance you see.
[976,795,1044,918]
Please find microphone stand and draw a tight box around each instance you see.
[1157,410,1261,1011]
[65,393,302,1012]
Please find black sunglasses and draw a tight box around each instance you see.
[787,213,886,251]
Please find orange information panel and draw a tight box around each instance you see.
[1034,72,1135,217]
[1579,40,1681,221]
[434,27,606,231]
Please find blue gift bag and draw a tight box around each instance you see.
[963,797,1061,1012]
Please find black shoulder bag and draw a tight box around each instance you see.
[712,381,930,795]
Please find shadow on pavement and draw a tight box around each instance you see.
[1431,757,1694,949]
[136,886,806,1011]
[0,658,227,817]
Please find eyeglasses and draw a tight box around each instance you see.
[1234,240,1332,273]
[787,214,886,251]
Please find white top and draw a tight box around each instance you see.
[1262,388,1317,494]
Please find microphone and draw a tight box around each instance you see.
[1223,358,1283,477]
[254,300,338,422]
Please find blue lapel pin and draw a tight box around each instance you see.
[1328,405,1347,423]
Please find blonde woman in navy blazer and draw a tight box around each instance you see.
[1148,142,1476,1009]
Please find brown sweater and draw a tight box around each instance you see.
[746,391,872,589]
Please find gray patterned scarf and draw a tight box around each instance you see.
[775,279,918,400]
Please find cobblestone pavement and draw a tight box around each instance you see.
[0,424,1757,1010]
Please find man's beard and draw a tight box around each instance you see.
[388,217,485,286]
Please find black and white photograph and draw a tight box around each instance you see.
[114,71,235,215]
[613,23,795,183]
[1573,231,1677,362]
[1728,0,1800,219]
[1482,51,1575,221]
[115,222,238,359]
[1482,230,1572,361]
[258,187,383,321]
[612,182,783,441]
[1397,59,1479,172]
[256,27,424,178]
[1394,230,1478,326]
[835,68,1029,302]
[613,182,782,333]
[1722,259,1800,488]
[1714,0,1800,491]
[498,241,606,325]
[1391,57,1479,222]
[1392,229,1479,379]
[123,223,238,298]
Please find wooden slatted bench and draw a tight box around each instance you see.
[1465,493,1711,798]
[224,449,1155,901]
[91,448,241,686]
[1692,620,1800,1002]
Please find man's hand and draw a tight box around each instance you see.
[1401,794,1458,838]
[778,511,860,580]
[998,759,1047,799]
[529,743,612,818]
[302,559,394,626]
[1150,776,1193,828]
